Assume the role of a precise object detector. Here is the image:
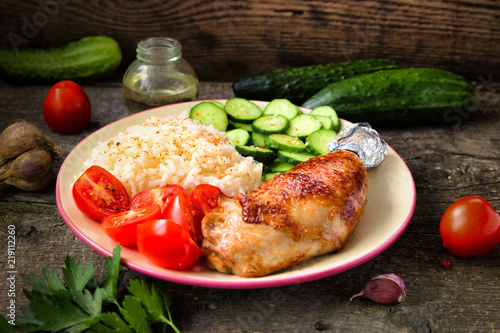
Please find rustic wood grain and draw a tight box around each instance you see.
[0,80,499,332]
[1,0,499,82]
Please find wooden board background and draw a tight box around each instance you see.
[1,0,499,82]
[1,1,500,331]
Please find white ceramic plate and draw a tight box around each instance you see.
[56,100,416,289]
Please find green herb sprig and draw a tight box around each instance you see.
[2,245,180,333]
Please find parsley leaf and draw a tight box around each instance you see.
[127,279,181,333]
[120,295,153,333]
[100,245,122,303]
[0,314,15,333]
[88,312,134,333]
[21,268,70,298]
[18,291,100,332]
[5,244,181,333]
[62,255,97,292]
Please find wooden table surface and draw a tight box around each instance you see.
[1,80,499,333]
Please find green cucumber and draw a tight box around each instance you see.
[229,120,253,132]
[310,106,341,131]
[235,145,276,164]
[208,100,226,109]
[269,159,295,173]
[0,36,122,83]
[306,129,338,155]
[313,116,334,131]
[262,99,300,120]
[233,59,403,104]
[302,68,477,126]
[285,114,323,139]
[264,172,282,181]
[226,128,250,146]
[188,98,344,170]
[251,132,269,148]
[225,98,263,124]
[277,150,317,166]
[252,114,289,135]
[267,134,307,153]
[189,102,229,132]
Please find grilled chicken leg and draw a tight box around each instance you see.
[201,149,368,277]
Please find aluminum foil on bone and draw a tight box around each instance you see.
[328,123,388,168]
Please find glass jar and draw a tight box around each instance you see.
[122,37,199,114]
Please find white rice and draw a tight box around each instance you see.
[82,114,263,197]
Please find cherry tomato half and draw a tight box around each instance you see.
[72,165,130,221]
[440,196,500,257]
[189,184,223,244]
[163,191,200,243]
[43,80,92,133]
[130,184,184,213]
[102,205,161,247]
[137,219,202,269]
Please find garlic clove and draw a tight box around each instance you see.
[0,148,55,191]
[5,169,55,191]
[0,121,62,191]
[11,148,53,181]
[0,121,62,164]
[350,273,407,305]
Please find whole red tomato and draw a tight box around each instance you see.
[440,196,500,257]
[43,80,91,133]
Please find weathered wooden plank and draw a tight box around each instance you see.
[0,0,498,82]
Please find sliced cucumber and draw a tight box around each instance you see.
[310,105,337,118]
[285,114,322,139]
[269,159,295,173]
[310,106,341,131]
[225,98,263,124]
[235,145,276,164]
[208,100,226,109]
[267,134,307,153]
[229,120,253,132]
[252,114,289,135]
[313,115,334,130]
[251,131,269,148]
[189,102,228,132]
[306,129,338,155]
[264,172,282,181]
[262,99,300,120]
[189,99,340,171]
[226,128,250,146]
[277,150,317,165]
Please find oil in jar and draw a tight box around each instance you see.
[122,38,199,114]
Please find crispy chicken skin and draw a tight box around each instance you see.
[201,150,368,277]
